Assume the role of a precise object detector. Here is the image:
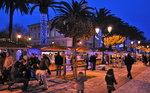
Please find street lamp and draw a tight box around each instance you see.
[52,41,54,45]
[79,41,82,45]
[108,26,112,33]
[95,28,100,34]
[17,34,22,39]
[138,41,141,45]
[28,37,32,41]
[130,41,134,45]
[130,41,134,52]
[17,34,22,44]
[137,41,141,54]
[95,26,112,64]
[147,45,149,48]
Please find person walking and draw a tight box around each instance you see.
[55,52,63,76]
[76,72,87,93]
[124,53,134,79]
[36,54,51,90]
[0,54,5,84]
[105,69,117,93]
[142,54,148,65]
[3,53,14,81]
[148,54,150,66]
[84,54,89,70]
[90,54,97,70]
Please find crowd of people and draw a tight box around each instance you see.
[0,51,150,92]
[0,52,52,91]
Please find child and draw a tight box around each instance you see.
[105,69,117,93]
[76,72,87,93]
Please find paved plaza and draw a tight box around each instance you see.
[0,61,149,93]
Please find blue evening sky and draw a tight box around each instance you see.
[0,0,150,39]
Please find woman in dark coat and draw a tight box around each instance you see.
[142,54,148,65]
[0,54,5,83]
[105,69,117,93]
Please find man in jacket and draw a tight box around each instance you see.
[90,54,97,70]
[36,54,50,90]
[0,54,5,84]
[55,52,63,76]
[3,53,14,81]
[8,61,29,91]
[124,53,134,79]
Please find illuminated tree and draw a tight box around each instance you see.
[30,0,59,45]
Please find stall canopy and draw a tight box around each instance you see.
[70,47,92,52]
[134,45,150,52]
[0,40,28,49]
[41,46,67,51]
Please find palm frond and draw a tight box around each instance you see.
[30,5,38,14]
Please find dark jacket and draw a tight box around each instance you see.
[142,55,148,63]
[124,55,134,66]
[55,55,63,65]
[11,62,27,80]
[90,55,96,63]
[105,74,117,85]
[0,57,5,70]
[39,57,50,70]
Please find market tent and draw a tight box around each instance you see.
[135,45,150,52]
[41,46,67,51]
[0,40,28,49]
[76,47,92,52]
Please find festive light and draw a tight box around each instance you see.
[40,13,48,45]
[104,35,126,45]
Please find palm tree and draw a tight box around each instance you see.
[30,0,59,45]
[51,0,94,47]
[0,0,29,40]
[93,8,117,64]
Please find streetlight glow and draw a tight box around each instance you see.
[28,37,32,41]
[79,41,82,45]
[95,27,100,34]
[17,34,22,39]
[147,45,149,48]
[138,41,141,44]
[52,41,54,44]
[131,41,134,45]
[107,26,112,33]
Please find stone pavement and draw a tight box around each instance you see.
[114,65,150,93]
[0,62,148,93]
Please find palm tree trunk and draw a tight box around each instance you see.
[9,7,14,40]
[40,13,48,45]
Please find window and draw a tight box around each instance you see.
[50,30,55,37]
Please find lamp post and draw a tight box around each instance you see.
[17,34,22,44]
[138,41,141,45]
[28,37,32,41]
[137,41,141,53]
[130,41,134,52]
[79,41,82,46]
[27,37,32,45]
[95,26,112,64]
[147,45,149,48]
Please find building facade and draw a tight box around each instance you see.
[27,20,99,48]
[28,21,73,47]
